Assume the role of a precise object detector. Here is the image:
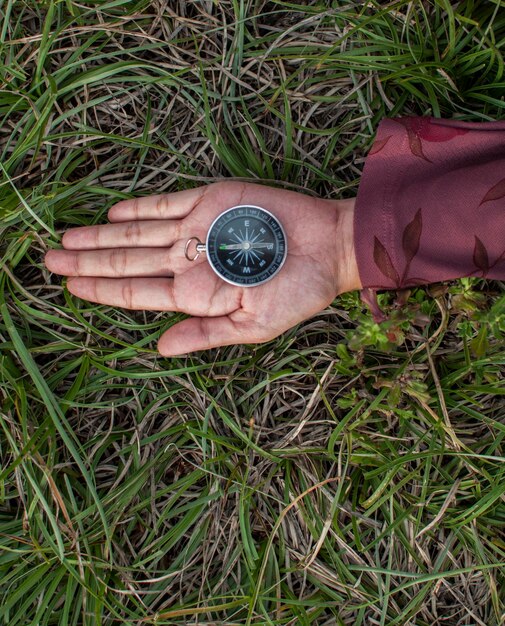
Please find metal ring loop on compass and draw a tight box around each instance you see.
[184,237,206,262]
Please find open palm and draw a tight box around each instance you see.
[45,182,359,355]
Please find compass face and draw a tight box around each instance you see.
[206,205,287,287]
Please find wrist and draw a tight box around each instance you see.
[334,197,362,294]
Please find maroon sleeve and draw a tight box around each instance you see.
[354,117,505,289]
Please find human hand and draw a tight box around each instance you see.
[45,182,360,355]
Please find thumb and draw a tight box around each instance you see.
[158,315,254,356]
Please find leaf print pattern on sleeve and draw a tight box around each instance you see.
[393,118,469,162]
[473,236,490,275]
[471,236,505,277]
[406,128,432,163]
[373,237,400,286]
[401,208,423,284]
[373,209,426,288]
[402,208,422,262]
[369,135,392,156]
[479,177,505,205]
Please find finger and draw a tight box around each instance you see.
[108,186,208,222]
[66,277,182,311]
[62,220,183,250]
[45,247,174,277]
[158,315,259,356]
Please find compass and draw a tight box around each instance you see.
[185,205,287,287]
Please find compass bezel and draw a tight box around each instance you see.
[205,205,288,287]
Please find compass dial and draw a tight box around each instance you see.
[206,205,287,287]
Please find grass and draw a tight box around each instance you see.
[0,0,504,624]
